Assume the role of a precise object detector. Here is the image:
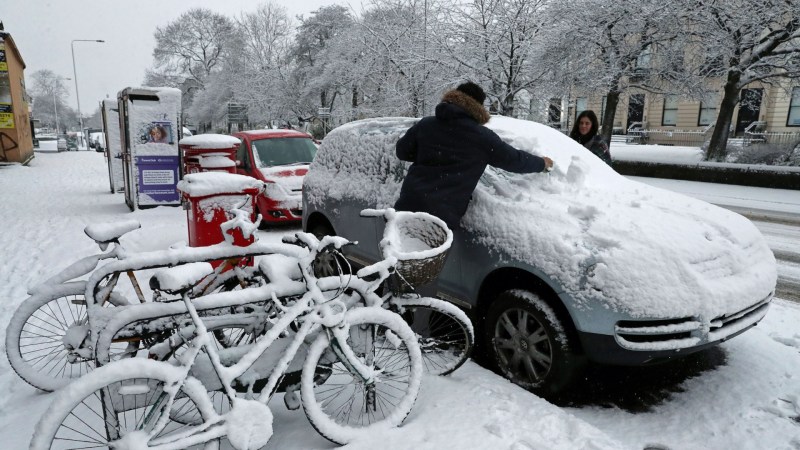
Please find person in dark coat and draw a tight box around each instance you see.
[394,82,553,230]
[570,110,612,165]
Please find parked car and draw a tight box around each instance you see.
[233,129,317,226]
[89,132,105,152]
[34,135,61,152]
[302,116,777,396]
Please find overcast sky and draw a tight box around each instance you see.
[2,0,345,116]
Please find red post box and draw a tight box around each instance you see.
[179,134,241,175]
[176,172,264,267]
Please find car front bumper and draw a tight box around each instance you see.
[579,294,772,365]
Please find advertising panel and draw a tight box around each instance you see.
[136,155,180,203]
[0,43,13,129]
[118,87,181,209]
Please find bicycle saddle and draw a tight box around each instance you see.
[84,220,141,245]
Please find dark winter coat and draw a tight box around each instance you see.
[578,134,612,165]
[394,90,547,229]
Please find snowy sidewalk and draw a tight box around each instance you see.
[1,152,798,449]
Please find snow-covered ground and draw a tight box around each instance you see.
[1,151,799,449]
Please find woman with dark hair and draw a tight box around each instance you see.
[570,110,611,165]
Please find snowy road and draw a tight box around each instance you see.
[1,152,798,449]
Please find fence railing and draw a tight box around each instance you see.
[613,127,800,150]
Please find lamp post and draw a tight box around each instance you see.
[71,39,105,149]
[52,77,71,134]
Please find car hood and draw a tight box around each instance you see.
[464,118,776,319]
[258,166,307,199]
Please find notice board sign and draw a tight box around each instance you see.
[136,155,180,204]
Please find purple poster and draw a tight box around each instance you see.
[136,156,180,204]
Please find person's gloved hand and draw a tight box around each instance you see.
[542,156,554,172]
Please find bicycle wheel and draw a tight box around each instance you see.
[301,307,422,445]
[31,359,216,450]
[392,297,474,376]
[6,283,130,391]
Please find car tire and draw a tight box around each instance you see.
[485,289,584,397]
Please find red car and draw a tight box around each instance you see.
[232,129,317,225]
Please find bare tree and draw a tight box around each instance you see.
[228,2,295,126]
[291,5,356,117]
[549,0,683,142]
[29,69,73,132]
[438,0,551,116]
[356,0,451,117]
[186,71,233,132]
[679,0,800,161]
[150,8,235,88]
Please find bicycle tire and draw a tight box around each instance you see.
[5,282,130,392]
[31,359,216,450]
[391,296,474,376]
[301,307,422,445]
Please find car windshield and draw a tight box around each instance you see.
[252,137,317,168]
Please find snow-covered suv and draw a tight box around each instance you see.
[302,116,777,395]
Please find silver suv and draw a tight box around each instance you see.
[302,116,776,396]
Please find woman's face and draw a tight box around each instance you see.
[578,117,592,136]
[150,128,162,140]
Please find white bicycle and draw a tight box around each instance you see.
[5,205,288,392]
[31,230,431,449]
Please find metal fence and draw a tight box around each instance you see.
[612,127,800,151]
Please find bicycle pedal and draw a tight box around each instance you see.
[283,387,301,410]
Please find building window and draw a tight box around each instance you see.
[547,98,561,126]
[698,94,718,126]
[575,97,587,121]
[662,95,678,126]
[788,87,800,127]
[636,45,652,69]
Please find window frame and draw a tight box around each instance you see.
[661,94,678,126]
[547,97,561,125]
[698,95,718,127]
[787,86,800,127]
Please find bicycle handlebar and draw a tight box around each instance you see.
[359,208,389,218]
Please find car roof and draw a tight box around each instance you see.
[234,129,311,140]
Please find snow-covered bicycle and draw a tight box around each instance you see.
[90,209,473,381]
[5,201,300,392]
[327,208,474,376]
[31,232,425,449]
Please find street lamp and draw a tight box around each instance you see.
[71,39,105,149]
[52,77,71,134]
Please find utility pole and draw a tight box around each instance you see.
[71,39,105,148]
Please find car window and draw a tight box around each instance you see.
[236,141,250,168]
[252,137,317,167]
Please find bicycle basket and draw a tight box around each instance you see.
[383,211,452,288]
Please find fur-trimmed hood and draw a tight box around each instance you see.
[438,90,491,125]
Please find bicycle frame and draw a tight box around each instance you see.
[118,241,379,449]
[86,241,309,362]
